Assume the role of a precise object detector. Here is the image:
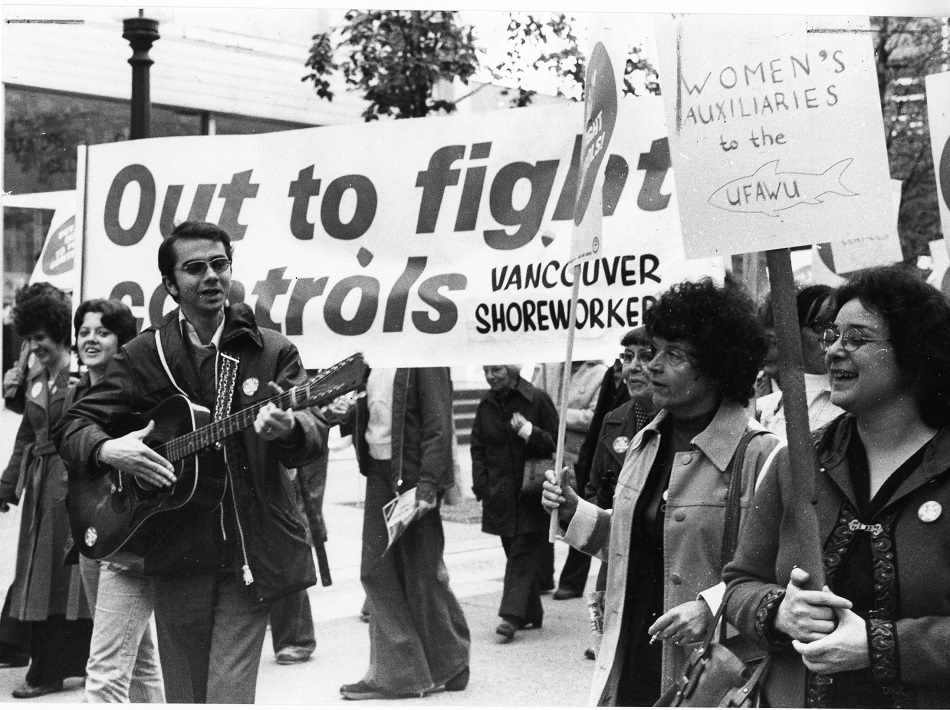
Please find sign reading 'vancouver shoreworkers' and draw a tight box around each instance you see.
[654,15,895,259]
[77,101,722,369]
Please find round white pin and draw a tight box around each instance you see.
[242,377,259,396]
[918,501,942,523]
[613,436,630,454]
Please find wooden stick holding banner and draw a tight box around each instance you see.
[548,266,582,542]
[764,248,826,588]
[549,35,620,543]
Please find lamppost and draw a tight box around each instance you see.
[122,9,160,140]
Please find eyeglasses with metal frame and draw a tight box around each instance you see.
[819,326,890,353]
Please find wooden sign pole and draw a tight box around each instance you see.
[764,248,825,590]
[549,263,582,543]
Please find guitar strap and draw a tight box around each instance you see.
[153,329,240,417]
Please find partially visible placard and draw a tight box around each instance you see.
[829,178,904,272]
[926,72,950,248]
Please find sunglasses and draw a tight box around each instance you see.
[179,257,232,276]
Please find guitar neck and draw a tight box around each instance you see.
[157,388,304,463]
[151,352,365,464]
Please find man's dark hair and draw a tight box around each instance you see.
[831,265,950,428]
[13,293,72,346]
[644,278,768,407]
[158,221,234,286]
[74,299,139,347]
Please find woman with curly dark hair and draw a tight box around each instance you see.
[0,293,92,698]
[543,277,780,705]
[724,265,950,707]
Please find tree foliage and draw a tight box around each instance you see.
[303,10,480,121]
[489,13,661,107]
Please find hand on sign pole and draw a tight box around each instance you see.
[541,466,578,523]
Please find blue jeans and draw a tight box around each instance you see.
[79,555,165,703]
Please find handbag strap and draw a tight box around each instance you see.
[720,429,768,571]
[714,428,768,645]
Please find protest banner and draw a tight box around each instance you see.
[78,100,721,369]
[819,179,904,278]
[654,15,894,259]
[927,71,950,247]
[2,191,78,293]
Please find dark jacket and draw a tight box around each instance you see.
[573,361,630,494]
[583,399,654,508]
[53,305,327,602]
[470,377,558,537]
[724,415,950,708]
[348,368,455,499]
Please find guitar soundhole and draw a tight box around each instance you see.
[131,477,168,497]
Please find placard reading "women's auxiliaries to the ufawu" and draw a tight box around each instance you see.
[654,14,898,261]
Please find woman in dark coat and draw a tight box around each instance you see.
[471,364,558,644]
[0,294,91,698]
[725,266,950,707]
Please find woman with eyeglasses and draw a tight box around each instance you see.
[582,326,657,660]
[724,265,950,707]
[757,284,845,439]
[543,278,779,706]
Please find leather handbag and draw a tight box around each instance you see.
[521,456,555,498]
[655,430,773,708]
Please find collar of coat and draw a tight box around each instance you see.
[487,376,535,406]
[816,414,950,509]
[163,303,263,352]
[630,397,763,472]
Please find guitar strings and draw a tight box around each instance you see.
[151,356,360,463]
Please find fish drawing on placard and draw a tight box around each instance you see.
[708,159,857,217]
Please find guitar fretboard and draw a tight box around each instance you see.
[152,355,361,462]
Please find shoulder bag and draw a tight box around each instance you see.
[655,429,773,708]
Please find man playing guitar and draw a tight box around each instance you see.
[54,221,328,703]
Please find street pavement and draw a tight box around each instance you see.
[0,407,599,706]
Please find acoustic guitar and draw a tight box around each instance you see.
[67,352,367,560]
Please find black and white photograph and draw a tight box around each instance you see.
[2,0,950,705]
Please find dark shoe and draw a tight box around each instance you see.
[495,620,517,644]
[340,680,431,701]
[553,587,582,600]
[12,680,64,699]
[584,646,596,660]
[276,645,313,665]
[444,666,469,692]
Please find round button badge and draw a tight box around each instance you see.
[918,501,942,523]
[612,436,630,454]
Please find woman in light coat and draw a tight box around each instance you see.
[0,293,91,698]
[543,279,779,706]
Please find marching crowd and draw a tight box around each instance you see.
[1,219,950,707]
